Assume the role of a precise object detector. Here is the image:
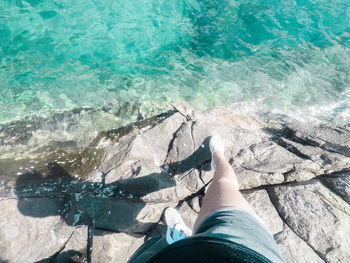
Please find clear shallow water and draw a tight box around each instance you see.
[1,0,350,129]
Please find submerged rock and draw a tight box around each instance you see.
[1,104,350,262]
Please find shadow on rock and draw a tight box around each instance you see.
[36,250,85,263]
[14,137,211,234]
[0,257,9,263]
[15,163,174,234]
[164,137,212,175]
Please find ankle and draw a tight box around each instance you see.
[213,151,225,163]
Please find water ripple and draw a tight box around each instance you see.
[0,0,350,127]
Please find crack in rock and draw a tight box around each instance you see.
[5,107,350,263]
[273,137,312,160]
[266,187,329,262]
[190,120,197,165]
[163,122,187,166]
[281,124,350,158]
[45,227,79,263]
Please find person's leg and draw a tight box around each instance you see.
[193,145,255,231]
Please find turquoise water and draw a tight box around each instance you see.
[1,0,350,126]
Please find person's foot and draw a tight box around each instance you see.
[164,207,192,236]
[209,135,225,170]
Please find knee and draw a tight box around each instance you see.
[212,176,239,189]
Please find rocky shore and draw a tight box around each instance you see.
[1,103,350,263]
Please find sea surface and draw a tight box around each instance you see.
[1,0,350,151]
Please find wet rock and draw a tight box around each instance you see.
[0,102,163,157]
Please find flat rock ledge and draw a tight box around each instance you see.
[1,103,350,263]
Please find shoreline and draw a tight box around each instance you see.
[1,101,348,187]
[1,102,350,261]
[1,100,345,159]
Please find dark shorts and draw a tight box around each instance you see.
[127,207,285,263]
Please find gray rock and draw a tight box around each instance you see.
[275,224,324,263]
[164,121,197,170]
[319,172,350,204]
[268,180,350,262]
[53,226,88,263]
[242,189,283,235]
[0,198,75,263]
[92,230,145,263]
[283,122,350,157]
[3,105,350,262]
[178,200,199,232]
[188,196,202,213]
[174,168,204,193]
[164,107,263,169]
[171,101,196,120]
[200,169,214,185]
[235,140,321,188]
[98,112,185,181]
[65,196,177,233]
[275,137,350,178]
[192,107,263,153]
